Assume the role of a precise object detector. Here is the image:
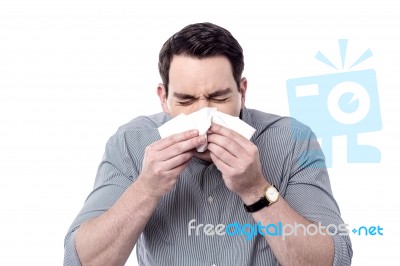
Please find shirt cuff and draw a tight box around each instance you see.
[64,229,82,266]
[332,233,353,266]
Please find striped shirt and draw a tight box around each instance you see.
[64,107,352,265]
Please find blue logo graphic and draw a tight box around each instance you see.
[188,219,383,240]
[351,225,383,236]
[286,39,382,167]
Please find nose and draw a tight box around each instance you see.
[186,98,212,115]
[197,98,211,109]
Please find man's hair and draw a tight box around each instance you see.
[158,22,244,96]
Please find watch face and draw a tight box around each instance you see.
[266,186,279,202]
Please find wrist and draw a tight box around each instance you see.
[133,178,163,202]
[239,179,270,206]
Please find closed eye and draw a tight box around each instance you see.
[177,98,229,105]
[177,99,196,106]
[209,98,228,103]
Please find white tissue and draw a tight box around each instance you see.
[158,107,256,152]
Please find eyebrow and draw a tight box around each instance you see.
[172,92,198,100]
[172,88,232,100]
[207,88,232,98]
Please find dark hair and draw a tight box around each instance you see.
[158,22,244,96]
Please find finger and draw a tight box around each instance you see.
[161,150,195,171]
[160,134,206,161]
[162,158,193,180]
[209,151,234,174]
[207,143,237,168]
[208,123,248,143]
[207,133,245,157]
[155,129,199,151]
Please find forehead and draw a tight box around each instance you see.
[168,55,236,94]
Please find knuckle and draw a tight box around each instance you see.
[173,143,185,154]
[145,145,157,155]
[154,168,164,178]
[164,171,176,181]
[182,152,193,163]
[192,137,201,146]
[147,154,156,164]
[144,146,152,154]
[176,154,187,165]
[185,130,194,138]
[170,134,179,144]
[223,139,231,148]
[237,165,246,175]
[250,144,258,153]
[214,146,224,157]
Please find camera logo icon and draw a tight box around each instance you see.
[286,40,382,167]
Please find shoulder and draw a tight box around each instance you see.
[246,109,326,183]
[245,108,313,140]
[106,112,168,154]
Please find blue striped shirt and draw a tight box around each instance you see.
[64,107,352,265]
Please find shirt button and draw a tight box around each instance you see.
[207,195,213,203]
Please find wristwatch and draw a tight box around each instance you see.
[243,185,279,213]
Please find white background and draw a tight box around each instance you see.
[1,0,399,265]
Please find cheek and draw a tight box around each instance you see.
[164,99,179,116]
[165,101,190,117]
[225,96,242,116]
[216,102,241,116]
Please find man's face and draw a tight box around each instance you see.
[157,55,247,117]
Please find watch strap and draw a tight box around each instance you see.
[243,196,270,213]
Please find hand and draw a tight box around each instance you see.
[207,123,268,203]
[139,130,206,198]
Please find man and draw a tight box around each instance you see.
[64,22,352,265]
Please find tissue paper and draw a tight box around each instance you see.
[158,107,256,152]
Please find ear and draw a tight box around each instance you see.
[157,83,171,115]
[239,77,247,109]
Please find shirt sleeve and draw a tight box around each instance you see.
[283,122,353,266]
[63,126,160,265]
